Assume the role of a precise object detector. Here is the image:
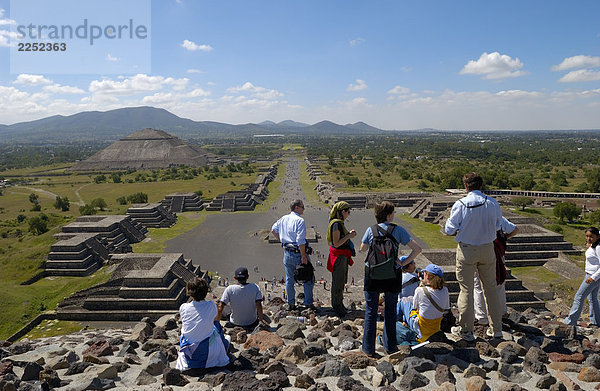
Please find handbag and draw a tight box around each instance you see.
[422,286,455,333]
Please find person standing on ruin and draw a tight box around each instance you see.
[271,199,314,310]
[326,201,356,318]
[445,172,504,341]
[473,217,519,325]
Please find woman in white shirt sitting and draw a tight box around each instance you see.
[396,264,450,343]
[563,227,600,327]
[176,277,230,371]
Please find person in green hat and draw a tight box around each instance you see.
[327,201,357,317]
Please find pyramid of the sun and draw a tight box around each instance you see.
[70,128,210,171]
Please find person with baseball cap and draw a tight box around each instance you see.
[393,263,450,344]
[217,267,267,330]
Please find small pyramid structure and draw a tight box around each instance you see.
[70,128,211,171]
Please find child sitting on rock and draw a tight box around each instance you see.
[394,264,449,344]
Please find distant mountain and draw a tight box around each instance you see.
[278,120,308,127]
[0,106,388,142]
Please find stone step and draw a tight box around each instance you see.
[45,254,96,269]
[45,262,101,277]
[119,278,180,298]
[510,235,564,243]
[449,289,540,303]
[56,309,178,322]
[506,242,574,252]
[83,289,185,310]
[503,300,547,311]
[504,250,558,260]
[47,248,90,260]
[504,258,549,267]
[444,279,525,293]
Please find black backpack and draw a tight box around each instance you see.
[366,224,399,280]
[294,262,315,283]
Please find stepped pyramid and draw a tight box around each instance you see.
[70,128,211,171]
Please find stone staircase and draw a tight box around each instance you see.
[45,234,110,277]
[336,196,367,209]
[57,253,205,321]
[412,200,454,224]
[170,196,184,213]
[221,197,235,212]
[503,224,578,268]
[127,203,178,228]
[441,267,546,311]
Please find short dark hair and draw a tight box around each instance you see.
[290,199,304,211]
[463,172,483,191]
[186,277,209,301]
[374,201,395,223]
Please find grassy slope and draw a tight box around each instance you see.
[396,213,457,249]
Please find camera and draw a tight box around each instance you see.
[416,268,424,279]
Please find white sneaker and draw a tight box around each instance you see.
[486,328,503,339]
[451,326,474,342]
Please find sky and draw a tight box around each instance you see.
[0,0,599,130]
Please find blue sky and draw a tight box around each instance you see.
[1,0,599,130]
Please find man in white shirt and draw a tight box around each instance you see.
[444,172,504,341]
[217,267,265,330]
[271,199,314,310]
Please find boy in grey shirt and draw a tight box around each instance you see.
[217,267,266,330]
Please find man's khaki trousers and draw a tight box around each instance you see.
[456,242,502,334]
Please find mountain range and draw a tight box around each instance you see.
[0,106,392,142]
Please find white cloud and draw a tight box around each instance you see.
[105,53,119,62]
[186,69,203,74]
[14,74,52,86]
[558,69,600,83]
[346,79,367,91]
[552,55,600,71]
[460,52,527,80]
[88,74,189,95]
[186,88,211,97]
[226,82,283,99]
[0,8,15,25]
[207,81,216,86]
[181,39,213,52]
[349,37,365,46]
[227,82,265,93]
[387,85,410,95]
[43,84,85,94]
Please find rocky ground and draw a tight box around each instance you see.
[3,288,600,391]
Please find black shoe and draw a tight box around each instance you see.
[285,303,296,311]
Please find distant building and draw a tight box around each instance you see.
[69,128,214,171]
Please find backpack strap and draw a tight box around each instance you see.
[401,276,419,290]
[374,224,399,247]
[422,286,448,312]
[459,196,488,209]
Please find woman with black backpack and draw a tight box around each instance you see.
[359,201,422,357]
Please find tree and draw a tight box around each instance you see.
[553,202,579,223]
[28,193,39,204]
[116,196,127,205]
[28,216,48,235]
[53,196,70,211]
[94,174,107,184]
[512,196,534,211]
[90,198,107,211]
[79,204,97,216]
[16,214,26,223]
[126,192,148,203]
[589,209,600,227]
[111,173,122,183]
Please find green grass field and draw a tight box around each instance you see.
[396,213,457,249]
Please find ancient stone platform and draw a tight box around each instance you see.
[45,233,110,277]
[55,215,147,253]
[161,193,204,213]
[206,165,277,212]
[127,202,178,228]
[57,253,205,321]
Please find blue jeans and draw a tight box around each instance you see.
[362,290,398,355]
[564,275,600,326]
[283,250,314,306]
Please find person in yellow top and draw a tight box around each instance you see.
[395,264,450,343]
